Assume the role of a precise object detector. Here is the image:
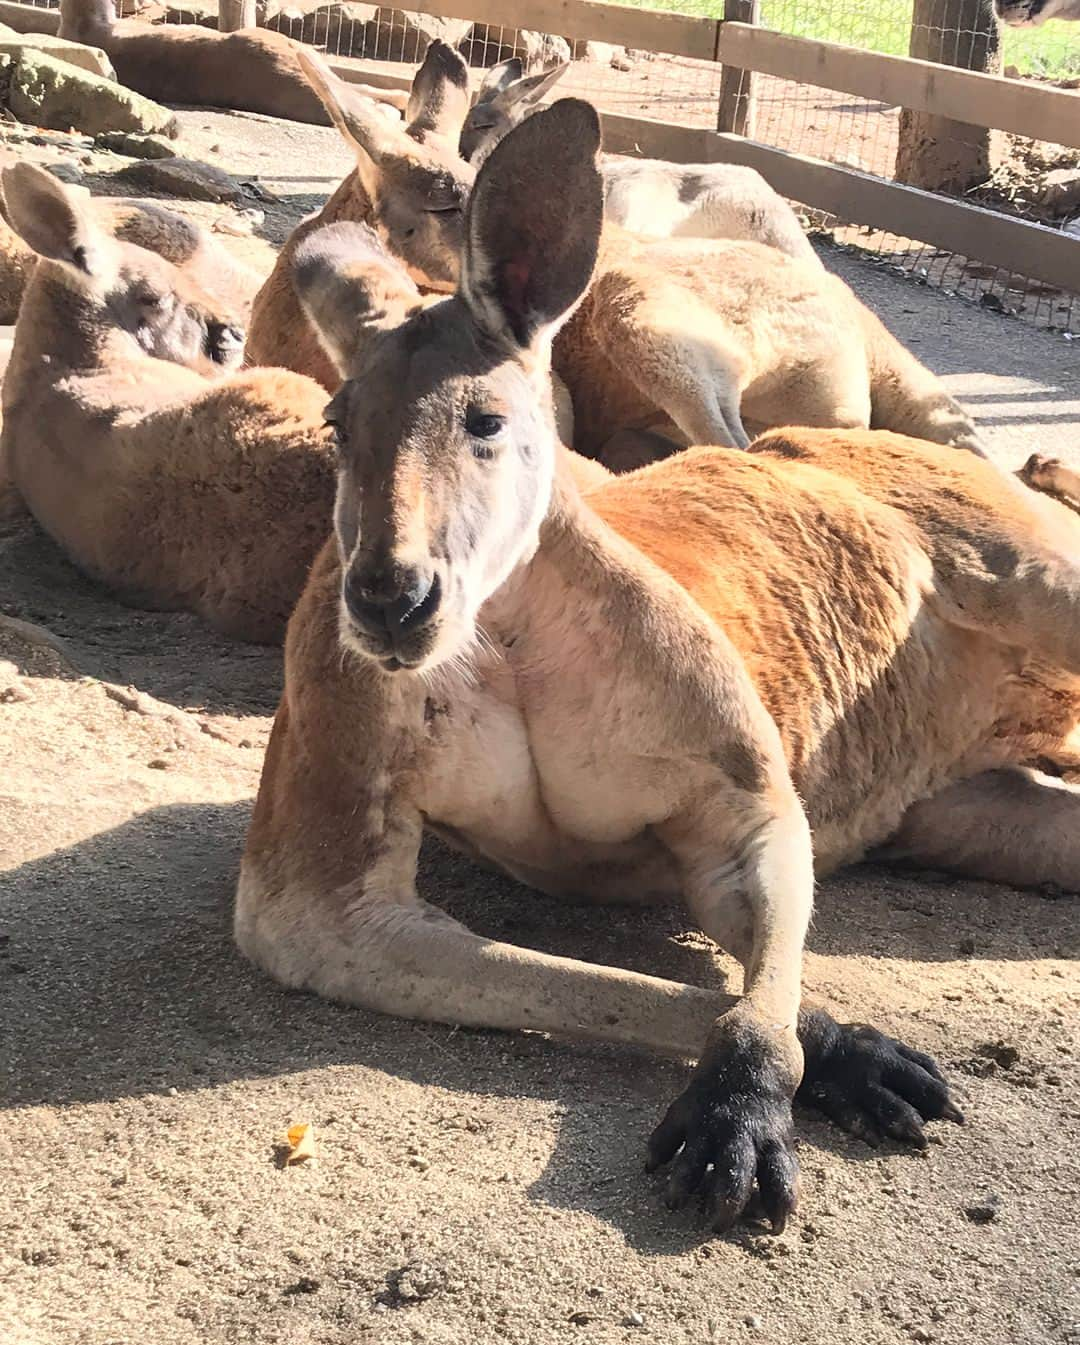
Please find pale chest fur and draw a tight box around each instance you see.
[412,461,1027,892]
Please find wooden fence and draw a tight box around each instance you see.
[2,0,1077,296]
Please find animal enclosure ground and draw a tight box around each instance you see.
[1,108,1078,1345]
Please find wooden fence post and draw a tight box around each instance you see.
[895,0,1002,194]
[716,0,760,137]
[219,0,257,31]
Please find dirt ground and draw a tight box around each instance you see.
[1,107,1079,1345]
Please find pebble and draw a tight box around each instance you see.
[911,1329,933,1343]
[624,1311,644,1327]
[964,1193,1001,1224]
[745,1315,764,1331]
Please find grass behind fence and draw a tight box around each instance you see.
[623,0,1080,78]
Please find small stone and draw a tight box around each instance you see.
[147,759,170,770]
[114,157,245,203]
[0,683,32,703]
[964,1193,1000,1224]
[409,1155,430,1171]
[911,1329,933,1343]
[624,1311,644,1328]
[283,1276,321,1295]
[611,54,632,71]
[569,1311,593,1325]
[166,1086,179,1096]
[96,130,179,160]
[745,1316,764,1331]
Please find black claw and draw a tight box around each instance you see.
[942,1101,966,1125]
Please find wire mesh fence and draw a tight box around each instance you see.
[14,0,1080,334]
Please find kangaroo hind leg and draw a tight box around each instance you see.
[589,271,751,450]
[879,766,1080,893]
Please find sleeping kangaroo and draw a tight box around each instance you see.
[0,177,265,325]
[58,0,407,124]
[1,163,334,643]
[459,59,819,266]
[251,57,983,463]
[238,102,1080,1233]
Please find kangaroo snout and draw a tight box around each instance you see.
[207,320,246,365]
[343,563,442,662]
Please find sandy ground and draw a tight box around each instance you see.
[1,107,1079,1345]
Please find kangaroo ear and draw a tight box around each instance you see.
[1,162,110,277]
[506,62,569,108]
[460,99,603,354]
[293,222,422,376]
[405,38,470,140]
[476,57,523,102]
[296,47,405,193]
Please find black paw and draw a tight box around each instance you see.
[797,1009,963,1148]
[646,1018,800,1234]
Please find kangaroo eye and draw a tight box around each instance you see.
[466,412,504,439]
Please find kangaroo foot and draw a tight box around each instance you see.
[646,1011,801,1235]
[796,1008,963,1148]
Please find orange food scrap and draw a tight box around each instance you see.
[285,1122,316,1164]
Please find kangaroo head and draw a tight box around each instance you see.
[297,42,475,292]
[459,60,569,164]
[3,163,244,374]
[295,99,604,676]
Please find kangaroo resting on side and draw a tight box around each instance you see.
[0,175,265,324]
[1,163,335,643]
[258,59,984,464]
[238,101,1080,1232]
[57,0,407,124]
[459,59,820,266]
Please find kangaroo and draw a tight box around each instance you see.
[0,175,266,324]
[237,101,1080,1233]
[270,64,983,464]
[1,163,335,643]
[995,0,1080,22]
[245,41,474,393]
[57,0,407,124]
[459,59,819,266]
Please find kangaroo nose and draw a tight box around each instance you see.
[344,566,441,643]
[208,321,245,363]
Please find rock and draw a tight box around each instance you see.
[1040,168,1080,216]
[963,1193,1001,1224]
[9,49,177,137]
[364,8,471,62]
[114,156,245,202]
[161,0,219,25]
[265,2,373,50]
[744,1316,764,1331]
[96,130,179,159]
[0,33,115,80]
[623,1311,645,1327]
[573,39,623,64]
[461,24,570,71]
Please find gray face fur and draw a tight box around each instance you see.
[295,100,607,677]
